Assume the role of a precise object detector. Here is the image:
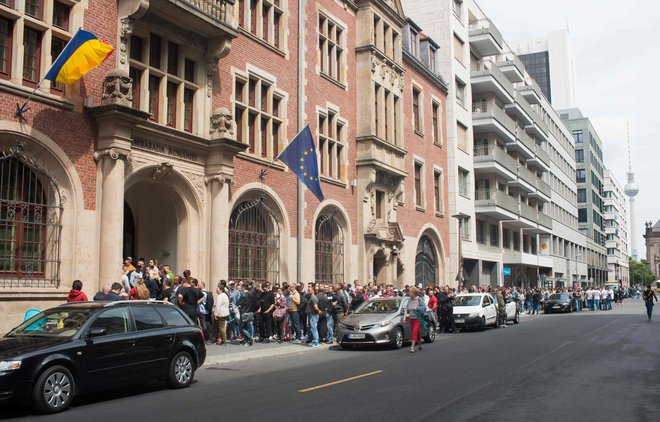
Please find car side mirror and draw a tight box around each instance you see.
[88,328,107,338]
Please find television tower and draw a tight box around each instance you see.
[623,124,639,260]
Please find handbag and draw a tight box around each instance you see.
[273,307,286,321]
[241,312,254,322]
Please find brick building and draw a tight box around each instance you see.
[0,0,449,333]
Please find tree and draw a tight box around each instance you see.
[628,257,656,285]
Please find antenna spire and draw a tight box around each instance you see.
[626,122,632,172]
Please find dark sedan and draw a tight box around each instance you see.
[0,301,206,414]
[544,293,576,314]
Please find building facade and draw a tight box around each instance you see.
[0,0,451,334]
[604,170,629,285]
[560,108,608,286]
[644,220,660,280]
[401,0,588,288]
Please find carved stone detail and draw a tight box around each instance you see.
[101,69,133,106]
[152,162,173,181]
[205,174,235,186]
[94,147,133,164]
[210,107,234,139]
[119,17,134,65]
[206,58,218,97]
[182,170,206,208]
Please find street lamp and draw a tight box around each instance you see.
[452,213,470,288]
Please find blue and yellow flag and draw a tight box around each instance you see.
[277,125,325,202]
[44,29,114,85]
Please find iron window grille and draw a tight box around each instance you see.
[315,212,344,285]
[415,235,436,286]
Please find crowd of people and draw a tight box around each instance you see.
[64,256,653,347]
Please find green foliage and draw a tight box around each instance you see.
[628,257,657,285]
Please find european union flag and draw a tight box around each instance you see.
[277,125,325,202]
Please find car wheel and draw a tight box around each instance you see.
[32,365,75,414]
[391,327,404,349]
[168,351,195,388]
[423,323,436,343]
[479,317,485,332]
[514,311,520,324]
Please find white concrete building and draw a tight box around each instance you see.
[604,170,630,285]
[401,0,588,287]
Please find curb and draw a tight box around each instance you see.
[204,342,332,366]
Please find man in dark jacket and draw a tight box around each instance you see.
[258,283,275,342]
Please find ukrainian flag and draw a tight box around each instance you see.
[44,29,114,85]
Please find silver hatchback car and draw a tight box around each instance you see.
[336,297,437,349]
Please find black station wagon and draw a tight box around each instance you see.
[0,301,206,413]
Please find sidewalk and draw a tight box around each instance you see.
[204,339,332,366]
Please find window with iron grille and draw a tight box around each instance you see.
[228,199,280,283]
[315,215,344,285]
[415,236,436,287]
[0,147,62,289]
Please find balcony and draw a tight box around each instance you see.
[517,79,545,105]
[528,147,551,172]
[150,0,237,38]
[509,165,536,193]
[473,145,517,180]
[497,54,525,83]
[538,212,553,230]
[472,101,516,142]
[356,135,407,177]
[519,203,538,223]
[504,92,534,126]
[471,61,514,104]
[530,178,552,202]
[506,128,535,159]
[475,189,519,220]
[525,122,548,142]
[468,19,503,57]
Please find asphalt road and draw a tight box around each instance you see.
[3,300,659,422]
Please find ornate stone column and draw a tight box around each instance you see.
[90,69,149,290]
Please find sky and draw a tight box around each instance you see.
[478,0,659,261]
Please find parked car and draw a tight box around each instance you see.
[337,297,437,349]
[0,301,206,414]
[452,293,499,331]
[487,293,520,325]
[544,293,576,313]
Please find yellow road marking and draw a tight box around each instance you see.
[298,370,384,393]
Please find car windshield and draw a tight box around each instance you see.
[549,294,570,300]
[454,296,482,306]
[355,299,401,314]
[7,308,96,337]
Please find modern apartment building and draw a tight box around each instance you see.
[401,0,588,288]
[604,170,629,285]
[560,109,608,285]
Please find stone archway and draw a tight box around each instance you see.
[124,166,201,274]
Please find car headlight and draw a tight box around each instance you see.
[378,320,393,327]
[0,360,21,371]
[338,323,349,329]
[469,312,479,318]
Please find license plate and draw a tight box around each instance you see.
[553,305,560,308]
[348,333,365,339]
[455,319,465,324]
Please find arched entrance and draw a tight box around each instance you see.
[228,195,280,283]
[415,235,437,286]
[123,168,198,273]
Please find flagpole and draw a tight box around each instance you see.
[296,0,304,286]
[15,27,83,117]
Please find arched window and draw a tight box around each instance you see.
[415,235,436,286]
[315,215,344,284]
[0,151,62,288]
[228,197,280,283]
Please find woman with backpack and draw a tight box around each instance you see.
[402,287,425,353]
[273,286,288,342]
